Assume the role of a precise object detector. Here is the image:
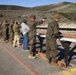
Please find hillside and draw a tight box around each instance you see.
[32,2,72,11]
[50,3,76,21]
[50,3,76,12]
[0,2,76,22]
[0,5,30,10]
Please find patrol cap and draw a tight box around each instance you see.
[54,14,60,19]
[30,15,36,19]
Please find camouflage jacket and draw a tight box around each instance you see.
[46,20,59,39]
[28,20,43,39]
[2,22,9,31]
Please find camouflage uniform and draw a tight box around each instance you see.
[9,22,14,44]
[28,20,44,56]
[46,20,59,63]
[2,20,9,42]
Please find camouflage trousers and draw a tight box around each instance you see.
[2,30,7,40]
[29,38,36,56]
[9,32,14,40]
[2,29,9,40]
[9,33,14,44]
[46,37,58,63]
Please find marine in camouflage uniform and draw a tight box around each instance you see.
[46,14,60,65]
[9,21,14,44]
[28,15,45,58]
[2,20,9,42]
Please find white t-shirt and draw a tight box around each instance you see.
[21,22,30,34]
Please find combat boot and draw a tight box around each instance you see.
[47,58,52,64]
[51,58,58,67]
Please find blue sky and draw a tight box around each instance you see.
[0,0,76,7]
